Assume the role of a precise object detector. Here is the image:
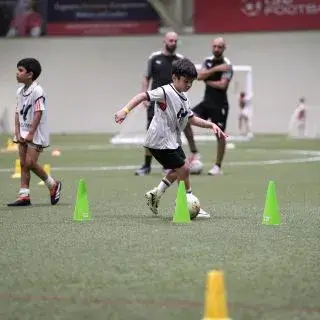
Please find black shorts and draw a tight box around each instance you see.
[146,102,155,130]
[192,101,229,132]
[147,146,186,170]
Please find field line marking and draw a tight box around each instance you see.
[1,156,320,173]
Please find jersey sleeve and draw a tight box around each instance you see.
[33,86,46,112]
[146,87,165,102]
[15,87,22,113]
[222,58,233,80]
[144,55,153,79]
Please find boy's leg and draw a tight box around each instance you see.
[135,103,154,176]
[145,147,190,214]
[208,106,229,176]
[26,144,62,205]
[7,143,31,206]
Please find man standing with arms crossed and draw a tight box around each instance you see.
[185,37,233,176]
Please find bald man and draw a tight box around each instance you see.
[184,37,233,176]
[135,32,198,176]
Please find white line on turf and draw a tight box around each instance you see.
[0,156,319,173]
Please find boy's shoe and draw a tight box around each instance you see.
[197,208,211,219]
[50,181,62,205]
[145,187,160,215]
[7,196,31,207]
[208,164,223,176]
[135,165,151,176]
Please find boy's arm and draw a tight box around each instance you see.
[115,87,165,124]
[14,109,20,142]
[115,92,148,124]
[188,116,228,139]
[25,111,42,142]
[25,96,45,142]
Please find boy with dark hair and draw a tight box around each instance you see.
[115,58,227,217]
[8,58,62,206]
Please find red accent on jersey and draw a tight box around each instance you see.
[159,102,167,111]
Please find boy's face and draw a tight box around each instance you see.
[172,75,194,92]
[16,66,32,83]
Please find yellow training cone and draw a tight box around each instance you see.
[11,159,21,179]
[203,270,232,320]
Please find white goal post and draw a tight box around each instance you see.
[110,64,253,145]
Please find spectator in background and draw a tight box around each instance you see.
[7,0,43,37]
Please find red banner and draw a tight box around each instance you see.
[47,21,159,36]
[194,0,320,33]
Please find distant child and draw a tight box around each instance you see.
[288,97,307,138]
[8,58,62,206]
[115,58,227,218]
[238,90,253,137]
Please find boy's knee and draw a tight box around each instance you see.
[179,163,189,178]
[20,158,27,169]
[25,157,36,169]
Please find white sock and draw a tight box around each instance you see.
[157,178,171,196]
[44,176,55,190]
[19,188,30,197]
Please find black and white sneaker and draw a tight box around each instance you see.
[7,196,31,207]
[145,187,160,214]
[50,181,62,205]
[135,165,151,176]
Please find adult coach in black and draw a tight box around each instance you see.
[185,37,233,176]
[135,31,198,176]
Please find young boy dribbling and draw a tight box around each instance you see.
[8,58,62,206]
[115,58,227,218]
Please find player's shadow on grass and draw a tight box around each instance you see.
[1,203,71,210]
[32,203,71,207]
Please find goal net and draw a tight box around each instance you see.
[288,105,320,139]
[110,64,253,145]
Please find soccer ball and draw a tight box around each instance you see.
[187,193,201,220]
[189,159,204,175]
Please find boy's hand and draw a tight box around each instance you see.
[212,123,228,140]
[115,109,128,124]
[14,132,24,144]
[24,132,34,143]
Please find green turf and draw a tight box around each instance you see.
[0,134,319,320]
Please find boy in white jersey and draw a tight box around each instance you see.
[115,58,227,218]
[238,91,253,137]
[8,58,62,206]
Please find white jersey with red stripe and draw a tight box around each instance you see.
[15,81,49,147]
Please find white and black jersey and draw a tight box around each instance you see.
[144,84,193,149]
[14,81,49,147]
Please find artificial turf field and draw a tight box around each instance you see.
[0,133,319,320]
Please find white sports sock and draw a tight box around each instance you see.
[44,176,55,190]
[157,178,171,196]
[19,188,30,197]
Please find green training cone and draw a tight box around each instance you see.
[262,181,280,225]
[73,179,91,221]
[173,181,191,223]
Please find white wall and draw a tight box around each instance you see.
[0,31,319,135]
